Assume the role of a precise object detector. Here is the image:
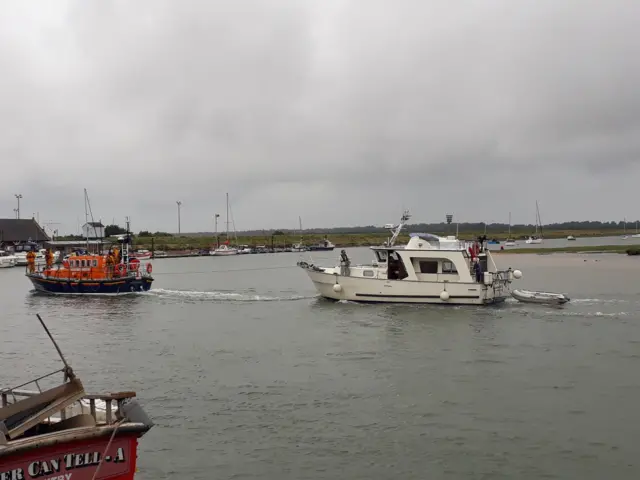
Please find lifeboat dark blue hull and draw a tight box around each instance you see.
[26,274,153,295]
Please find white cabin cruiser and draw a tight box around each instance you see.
[298,211,523,305]
[0,250,17,268]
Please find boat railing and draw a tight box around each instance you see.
[27,262,152,279]
[2,385,137,426]
[0,368,66,402]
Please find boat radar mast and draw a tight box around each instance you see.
[385,210,411,246]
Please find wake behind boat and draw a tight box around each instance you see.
[298,211,523,305]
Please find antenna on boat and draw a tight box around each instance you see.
[387,209,411,246]
[35,313,75,379]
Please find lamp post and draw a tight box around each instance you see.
[13,208,18,219]
[14,194,22,219]
[446,214,453,237]
[176,201,182,234]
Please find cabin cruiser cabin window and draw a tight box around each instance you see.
[363,270,375,277]
[375,250,388,263]
[442,261,457,274]
[418,260,438,274]
[387,251,408,280]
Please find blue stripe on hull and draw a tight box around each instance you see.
[27,275,153,295]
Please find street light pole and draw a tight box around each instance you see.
[14,194,22,219]
[176,201,182,234]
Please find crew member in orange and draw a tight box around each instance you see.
[26,250,36,273]
[45,249,54,268]
[113,247,120,264]
[106,250,115,279]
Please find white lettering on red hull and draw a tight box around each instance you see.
[1,438,130,480]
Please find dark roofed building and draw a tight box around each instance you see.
[0,218,50,247]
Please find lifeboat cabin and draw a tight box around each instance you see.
[25,253,153,295]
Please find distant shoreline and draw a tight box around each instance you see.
[496,244,640,255]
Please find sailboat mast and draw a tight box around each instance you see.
[226,192,229,240]
[536,201,543,238]
[84,189,89,249]
[508,212,511,237]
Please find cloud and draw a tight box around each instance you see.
[1,0,639,234]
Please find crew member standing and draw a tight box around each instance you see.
[106,250,115,279]
[26,250,36,273]
[45,249,54,268]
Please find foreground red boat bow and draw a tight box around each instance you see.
[1,427,143,480]
[0,316,153,480]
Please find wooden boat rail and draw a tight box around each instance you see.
[1,369,136,426]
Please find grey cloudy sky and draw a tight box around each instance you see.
[1,0,639,235]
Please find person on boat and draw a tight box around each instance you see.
[26,250,36,273]
[106,250,115,278]
[474,258,482,283]
[45,249,54,268]
[113,247,121,263]
[339,249,351,276]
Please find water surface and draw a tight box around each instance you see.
[1,250,638,479]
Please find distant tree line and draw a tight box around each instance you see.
[56,220,637,240]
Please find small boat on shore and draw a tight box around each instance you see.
[308,237,335,251]
[131,249,152,260]
[25,223,153,295]
[210,243,238,256]
[511,289,570,305]
[0,314,153,480]
[567,235,576,241]
[0,250,17,268]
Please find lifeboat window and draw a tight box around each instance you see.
[363,270,375,277]
[74,260,80,267]
[81,260,86,267]
[92,260,98,267]
[442,261,458,274]
[418,261,438,274]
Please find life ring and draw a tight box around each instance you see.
[116,264,126,276]
[146,263,152,274]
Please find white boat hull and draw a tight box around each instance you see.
[0,258,16,268]
[301,269,506,305]
[210,249,238,256]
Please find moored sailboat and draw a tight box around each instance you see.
[525,201,544,244]
[210,193,238,256]
[504,212,517,246]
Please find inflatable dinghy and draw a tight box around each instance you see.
[511,289,570,305]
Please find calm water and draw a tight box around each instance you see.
[1,249,639,479]
[486,234,639,250]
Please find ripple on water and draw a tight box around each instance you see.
[2,255,640,479]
